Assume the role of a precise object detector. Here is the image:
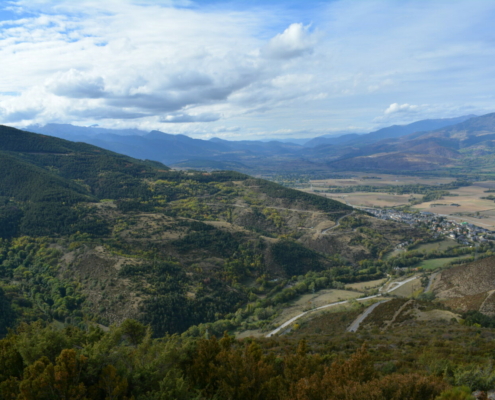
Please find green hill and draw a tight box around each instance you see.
[0,126,420,339]
[0,125,174,237]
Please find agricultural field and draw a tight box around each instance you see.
[413,182,495,229]
[310,174,455,188]
[304,174,495,230]
[302,173,456,208]
[413,239,458,253]
[389,277,423,297]
[385,239,459,259]
[416,255,473,271]
[323,192,415,207]
[345,278,387,291]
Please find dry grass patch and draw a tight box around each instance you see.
[391,279,423,297]
[346,278,387,291]
[236,329,265,339]
[414,309,459,323]
[441,292,489,313]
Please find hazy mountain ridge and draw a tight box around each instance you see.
[307,113,495,173]
[303,115,476,148]
[25,123,305,165]
[23,114,480,174]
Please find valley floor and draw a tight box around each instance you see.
[303,175,495,230]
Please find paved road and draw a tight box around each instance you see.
[425,272,438,293]
[346,300,390,332]
[265,294,381,337]
[265,275,419,338]
[385,276,418,293]
[321,211,355,234]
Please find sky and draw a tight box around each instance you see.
[0,0,495,140]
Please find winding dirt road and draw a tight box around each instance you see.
[265,275,419,337]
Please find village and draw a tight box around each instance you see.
[361,207,494,246]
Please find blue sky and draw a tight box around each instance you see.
[0,0,494,140]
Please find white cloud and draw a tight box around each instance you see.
[0,0,494,138]
[262,23,315,59]
[384,103,420,115]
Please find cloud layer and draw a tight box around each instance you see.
[0,1,494,139]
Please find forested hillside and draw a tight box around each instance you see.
[0,126,419,339]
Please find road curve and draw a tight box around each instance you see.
[425,272,438,293]
[321,211,355,234]
[265,294,381,337]
[346,299,390,332]
[265,276,418,338]
[385,276,418,293]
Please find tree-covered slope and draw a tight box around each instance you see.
[0,125,172,238]
[0,126,418,338]
[0,152,90,202]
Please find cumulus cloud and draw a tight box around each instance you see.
[262,23,315,59]
[384,103,420,115]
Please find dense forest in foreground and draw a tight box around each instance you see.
[1,315,493,400]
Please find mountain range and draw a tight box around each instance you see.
[320,112,495,173]
[24,114,489,175]
[303,115,476,148]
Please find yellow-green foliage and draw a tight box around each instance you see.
[262,208,283,229]
[222,245,265,283]
[171,198,217,220]
[435,386,473,400]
